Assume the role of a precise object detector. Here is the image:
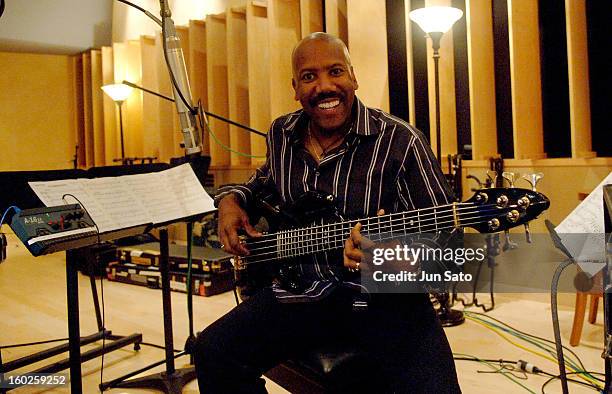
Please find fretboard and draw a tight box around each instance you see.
[246,202,496,263]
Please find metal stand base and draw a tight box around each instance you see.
[435,292,465,327]
[100,228,196,393]
[101,360,195,394]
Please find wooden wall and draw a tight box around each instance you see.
[69,0,609,228]
[0,52,78,171]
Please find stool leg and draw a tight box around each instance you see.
[588,295,600,324]
[570,292,588,347]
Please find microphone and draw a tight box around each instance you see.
[160,0,202,155]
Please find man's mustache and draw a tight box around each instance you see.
[310,92,344,107]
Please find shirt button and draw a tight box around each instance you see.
[315,171,321,176]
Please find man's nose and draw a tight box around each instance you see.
[314,74,336,94]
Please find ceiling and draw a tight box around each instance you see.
[0,0,112,55]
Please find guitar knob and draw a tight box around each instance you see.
[502,172,517,188]
[486,171,496,188]
[524,223,532,243]
[503,230,518,251]
[522,173,543,191]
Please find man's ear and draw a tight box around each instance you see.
[350,67,358,90]
[292,78,299,101]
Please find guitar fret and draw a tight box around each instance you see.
[434,207,438,232]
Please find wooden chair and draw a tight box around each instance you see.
[569,192,603,347]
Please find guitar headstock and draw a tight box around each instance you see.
[464,188,550,233]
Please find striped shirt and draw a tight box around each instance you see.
[215,97,454,302]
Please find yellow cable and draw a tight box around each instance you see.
[465,316,603,389]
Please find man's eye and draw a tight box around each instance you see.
[301,73,315,81]
[330,68,344,76]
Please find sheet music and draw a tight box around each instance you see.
[555,171,611,274]
[28,164,216,233]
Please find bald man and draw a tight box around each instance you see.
[194,32,460,393]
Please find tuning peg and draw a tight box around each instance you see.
[502,172,517,188]
[524,223,532,243]
[466,175,483,191]
[503,230,518,251]
[522,173,543,191]
[485,171,496,188]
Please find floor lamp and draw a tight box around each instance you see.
[409,6,463,164]
[410,6,464,326]
[102,83,133,164]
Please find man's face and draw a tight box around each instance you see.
[292,40,358,134]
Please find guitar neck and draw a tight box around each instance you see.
[243,187,549,266]
[273,202,479,260]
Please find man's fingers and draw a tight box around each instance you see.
[377,209,385,216]
[350,222,374,250]
[350,223,363,248]
[243,220,262,238]
[344,243,363,262]
[222,227,247,255]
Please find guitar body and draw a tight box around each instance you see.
[235,191,344,299]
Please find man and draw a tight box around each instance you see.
[194,32,460,393]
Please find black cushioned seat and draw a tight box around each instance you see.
[265,343,382,394]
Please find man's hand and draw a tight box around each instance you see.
[343,209,383,271]
[217,194,261,255]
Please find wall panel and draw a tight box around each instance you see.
[268,0,301,120]
[246,1,270,165]
[300,0,323,37]
[466,0,497,159]
[154,32,176,163]
[206,13,230,166]
[189,19,210,156]
[566,0,595,159]
[101,46,118,165]
[140,35,162,161]
[90,50,106,167]
[82,52,95,167]
[347,0,390,112]
[507,0,545,159]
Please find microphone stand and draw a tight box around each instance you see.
[121,80,266,138]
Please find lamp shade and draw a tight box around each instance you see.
[101,83,132,102]
[409,6,463,34]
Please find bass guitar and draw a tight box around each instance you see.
[233,187,550,296]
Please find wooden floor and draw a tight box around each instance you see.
[0,233,605,394]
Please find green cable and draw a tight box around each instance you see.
[464,311,588,372]
[464,312,590,377]
[453,352,537,393]
[198,104,266,159]
[464,311,601,384]
[465,313,587,377]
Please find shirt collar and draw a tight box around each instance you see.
[284,97,380,143]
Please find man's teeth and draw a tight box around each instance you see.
[317,100,340,109]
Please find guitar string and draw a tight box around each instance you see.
[239,216,501,265]
[244,203,505,248]
[243,199,544,251]
[244,214,498,263]
[243,202,503,247]
[244,207,505,257]
[241,212,505,264]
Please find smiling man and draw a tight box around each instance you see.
[193,32,460,393]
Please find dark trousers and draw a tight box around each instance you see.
[193,288,460,393]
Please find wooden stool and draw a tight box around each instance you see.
[570,271,603,347]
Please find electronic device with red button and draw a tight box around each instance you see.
[9,204,99,256]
